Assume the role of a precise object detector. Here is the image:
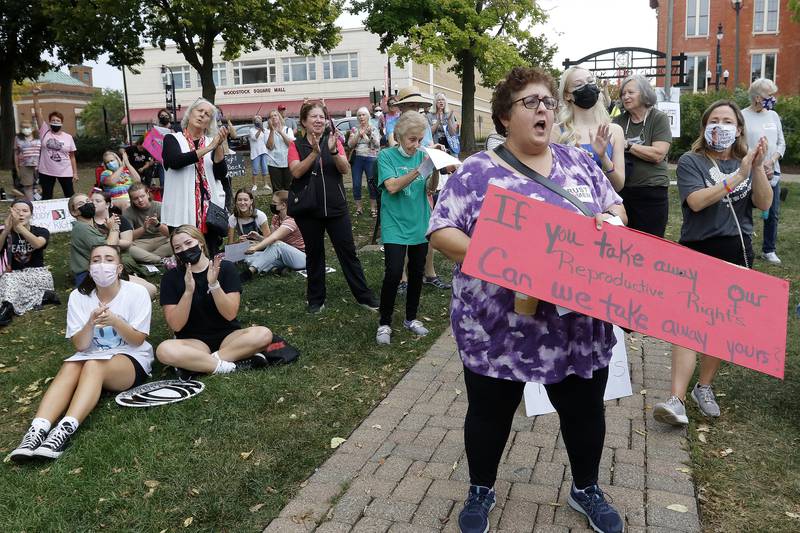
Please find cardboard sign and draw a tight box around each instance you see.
[524,326,632,416]
[143,128,165,162]
[461,185,789,379]
[225,153,247,178]
[31,198,75,234]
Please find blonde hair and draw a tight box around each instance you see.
[556,67,611,147]
[170,224,210,259]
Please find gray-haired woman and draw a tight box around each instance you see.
[742,78,785,264]
[161,98,229,256]
[612,75,673,237]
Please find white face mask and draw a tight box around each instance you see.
[21,127,32,136]
[89,263,119,288]
[704,124,737,152]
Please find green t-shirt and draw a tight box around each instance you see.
[69,220,106,274]
[613,107,672,188]
[377,147,431,245]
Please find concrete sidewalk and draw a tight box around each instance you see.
[264,330,701,533]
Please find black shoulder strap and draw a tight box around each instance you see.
[493,144,593,216]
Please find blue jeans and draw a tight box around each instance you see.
[762,182,780,254]
[245,241,306,273]
[251,153,269,176]
[351,155,378,201]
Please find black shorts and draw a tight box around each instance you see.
[680,234,753,268]
[122,354,148,388]
[182,329,240,353]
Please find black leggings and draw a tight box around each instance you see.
[619,185,668,238]
[379,242,427,326]
[39,172,75,200]
[463,365,609,489]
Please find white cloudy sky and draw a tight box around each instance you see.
[83,0,658,90]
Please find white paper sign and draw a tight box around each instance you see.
[523,326,633,417]
[656,101,681,138]
[422,147,462,170]
[223,242,252,263]
[31,198,75,234]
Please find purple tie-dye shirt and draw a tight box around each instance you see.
[427,143,623,384]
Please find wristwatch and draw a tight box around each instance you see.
[330,148,338,155]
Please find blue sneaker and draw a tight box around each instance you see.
[458,485,496,533]
[568,484,624,533]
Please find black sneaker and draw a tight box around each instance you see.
[423,276,451,290]
[32,422,76,459]
[9,425,49,463]
[397,281,408,295]
[234,353,268,371]
[41,290,61,305]
[307,303,325,314]
[174,367,198,382]
[358,295,380,312]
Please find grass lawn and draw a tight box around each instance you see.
[0,168,454,531]
[0,166,798,532]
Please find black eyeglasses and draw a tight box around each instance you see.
[513,94,558,110]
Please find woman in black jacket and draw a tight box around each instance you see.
[287,101,378,314]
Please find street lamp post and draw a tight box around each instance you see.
[732,0,743,88]
[161,65,177,123]
[715,24,724,91]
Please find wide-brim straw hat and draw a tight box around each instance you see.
[396,86,431,105]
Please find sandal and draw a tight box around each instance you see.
[370,209,378,218]
[355,208,363,216]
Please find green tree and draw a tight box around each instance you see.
[790,0,800,21]
[0,0,142,169]
[519,35,560,79]
[131,0,343,103]
[80,89,126,139]
[350,0,557,151]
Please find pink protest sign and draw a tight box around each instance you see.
[143,128,165,162]
[461,185,789,379]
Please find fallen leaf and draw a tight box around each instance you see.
[98,498,108,502]
[112,467,123,474]
[716,393,726,397]
[371,424,382,430]
[452,461,458,471]
[330,383,342,391]
[330,437,346,449]
[144,487,156,499]
[639,389,647,395]
[719,448,734,457]
[69,467,82,475]
[696,424,710,433]
[785,511,800,519]
[183,517,194,527]
[148,425,156,432]
[144,480,160,488]
[190,488,200,495]
[277,396,285,403]
[289,414,297,419]
[667,504,689,513]
[39,467,51,475]
[676,467,692,474]
[194,437,203,447]
[454,388,462,396]
[249,503,266,513]
[240,449,254,460]
[315,391,323,397]
[265,486,277,494]
[698,433,707,444]
[634,429,647,437]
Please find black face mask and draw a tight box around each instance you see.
[571,84,601,110]
[269,204,280,215]
[50,124,62,133]
[159,116,170,126]
[78,203,96,219]
[177,244,202,265]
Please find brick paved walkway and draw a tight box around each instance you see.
[264,330,701,533]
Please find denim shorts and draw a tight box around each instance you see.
[251,153,269,176]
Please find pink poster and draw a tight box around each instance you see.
[143,128,165,163]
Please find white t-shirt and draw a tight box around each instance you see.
[64,280,154,374]
[249,127,268,158]
[228,209,269,236]
[265,126,295,168]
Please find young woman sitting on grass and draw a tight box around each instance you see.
[9,244,153,462]
[156,225,272,380]
[227,188,270,244]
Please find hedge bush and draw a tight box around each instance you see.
[671,88,800,166]
[74,135,123,163]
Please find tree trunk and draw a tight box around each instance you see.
[0,72,16,170]
[198,66,217,103]
[460,51,476,154]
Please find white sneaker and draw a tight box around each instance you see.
[653,395,688,426]
[251,184,258,192]
[263,185,273,194]
[376,325,392,345]
[762,252,781,264]
[403,319,429,336]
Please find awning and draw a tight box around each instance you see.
[122,96,372,124]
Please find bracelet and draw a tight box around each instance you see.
[207,282,221,293]
[722,178,733,194]
[330,149,339,156]
[603,164,615,174]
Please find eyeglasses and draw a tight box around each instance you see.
[513,94,558,110]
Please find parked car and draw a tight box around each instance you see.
[228,124,253,151]
[334,117,359,133]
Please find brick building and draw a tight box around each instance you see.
[14,66,97,133]
[653,0,800,93]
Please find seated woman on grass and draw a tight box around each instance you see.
[156,225,272,380]
[227,188,270,244]
[9,244,153,462]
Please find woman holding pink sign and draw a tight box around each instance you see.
[653,100,772,427]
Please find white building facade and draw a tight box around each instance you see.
[123,27,493,139]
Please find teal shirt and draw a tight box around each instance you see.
[377,147,431,245]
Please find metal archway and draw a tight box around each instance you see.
[563,47,688,86]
